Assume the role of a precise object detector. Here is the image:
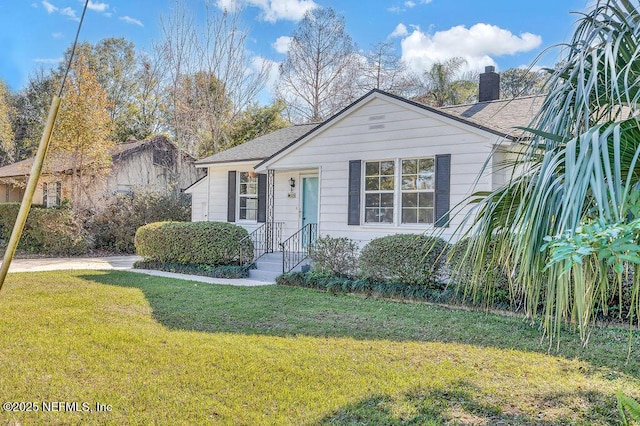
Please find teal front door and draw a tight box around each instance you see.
[302,176,318,228]
[302,177,318,247]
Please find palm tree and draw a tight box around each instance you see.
[455,0,640,346]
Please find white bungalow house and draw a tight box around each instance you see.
[187,67,543,279]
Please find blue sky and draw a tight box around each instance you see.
[1,0,591,99]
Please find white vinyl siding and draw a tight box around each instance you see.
[262,93,500,243]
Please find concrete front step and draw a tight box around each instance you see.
[248,268,280,282]
[248,252,313,282]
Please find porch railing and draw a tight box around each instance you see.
[279,223,317,273]
[238,222,283,267]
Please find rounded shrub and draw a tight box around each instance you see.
[359,234,448,287]
[134,221,253,266]
[309,235,359,277]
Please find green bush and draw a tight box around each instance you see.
[309,235,359,277]
[0,202,87,256]
[447,238,520,309]
[359,234,448,287]
[135,221,252,266]
[89,190,191,254]
[133,260,248,279]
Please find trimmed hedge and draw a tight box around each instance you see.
[276,272,457,304]
[359,234,449,287]
[133,260,248,279]
[135,221,253,266]
[0,203,87,256]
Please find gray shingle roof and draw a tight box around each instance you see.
[440,95,545,138]
[195,123,320,165]
[0,135,187,179]
[196,91,545,167]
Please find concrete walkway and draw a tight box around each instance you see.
[6,255,275,286]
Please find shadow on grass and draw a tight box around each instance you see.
[318,381,617,425]
[79,270,640,379]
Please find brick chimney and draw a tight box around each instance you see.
[478,65,500,102]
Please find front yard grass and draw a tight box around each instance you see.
[0,270,638,425]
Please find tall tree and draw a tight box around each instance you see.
[417,57,478,107]
[11,70,57,162]
[227,101,289,148]
[360,41,415,97]
[50,50,114,211]
[157,1,270,156]
[0,80,14,165]
[61,38,145,142]
[500,67,546,98]
[276,7,358,123]
[455,0,640,344]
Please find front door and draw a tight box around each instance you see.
[301,176,318,246]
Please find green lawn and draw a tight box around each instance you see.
[0,270,638,425]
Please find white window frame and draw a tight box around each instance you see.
[400,157,435,225]
[361,157,436,226]
[43,181,61,207]
[237,171,258,222]
[363,159,396,224]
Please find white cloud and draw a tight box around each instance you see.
[216,0,317,22]
[389,23,408,39]
[59,6,79,20]
[87,1,109,12]
[400,23,542,74]
[41,0,57,14]
[272,36,292,54]
[120,15,144,27]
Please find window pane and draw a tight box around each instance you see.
[365,208,380,223]
[402,193,417,207]
[402,208,417,223]
[381,208,393,223]
[419,192,434,207]
[402,159,417,174]
[380,176,394,190]
[365,162,379,176]
[246,183,257,195]
[418,208,434,224]
[401,177,416,190]
[380,161,395,175]
[417,174,433,190]
[418,158,434,174]
[380,193,394,207]
[365,177,379,191]
[365,193,379,207]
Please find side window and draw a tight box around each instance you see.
[238,172,258,221]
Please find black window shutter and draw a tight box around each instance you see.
[434,154,451,227]
[348,160,361,225]
[227,171,236,222]
[42,183,48,206]
[257,173,267,223]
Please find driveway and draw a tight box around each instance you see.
[4,255,273,286]
[7,255,142,273]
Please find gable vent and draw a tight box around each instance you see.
[368,115,386,121]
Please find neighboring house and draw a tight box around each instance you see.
[0,135,202,209]
[187,67,543,273]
